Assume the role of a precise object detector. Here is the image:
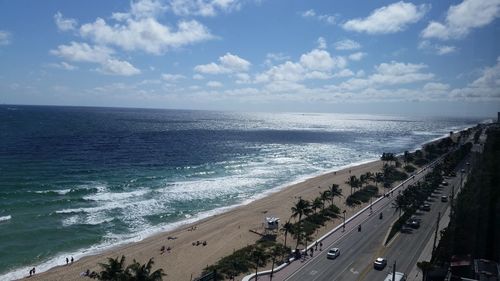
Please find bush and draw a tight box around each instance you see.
[346,185,378,207]
[403,165,416,173]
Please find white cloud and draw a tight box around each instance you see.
[334,39,361,50]
[194,52,251,74]
[169,0,241,17]
[418,40,457,55]
[264,52,290,66]
[207,81,223,88]
[301,9,335,24]
[162,73,186,81]
[333,69,355,78]
[51,42,140,76]
[338,61,434,91]
[49,61,78,70]
[193,74,205,80]
[54,12,77,31]
[51,42,114,63]
[300,49,346,71]
[80,18,214,55]
[421,0,500,40]
[98,59,141,76]
[235,73,251,84]
[0,30,11,45]
[451,56,500,100]
[348,52,366,61]
[301,9,316,18]
[317,37,327,49]
[423,82,450,92]
[343,1,429,34]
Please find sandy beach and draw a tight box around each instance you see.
[27,159,386,281]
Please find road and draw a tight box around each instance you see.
[283,158,469,281]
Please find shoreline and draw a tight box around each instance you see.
[20,159,386,281]
[7,129,474,281]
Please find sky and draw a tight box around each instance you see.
[0,0,499,117]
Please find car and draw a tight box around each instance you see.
[374,257,387,270]
[327,248,340,259]
[441,181,449,186]
[407,218,420,229]
[401,226,413,233]
[441,195,448,202]
[422,204,431,211]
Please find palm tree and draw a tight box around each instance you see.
[312,197,323,214]
[374,172,384,187]
[98,255,128,281]
[346,176,360,195]
[319,190,330,211]
[126,258,165,281]
[280,220,293,249]
[291,198,311,248]
[392,195,408,217]
[251,248,267,281]
[328,184,343,206]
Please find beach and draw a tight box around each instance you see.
[27,159,385,281]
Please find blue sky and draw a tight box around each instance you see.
[0,0,499,117]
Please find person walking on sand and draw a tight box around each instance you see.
[32,267,35,274]
[71,256,74,264]
[66,257,69,265]
[29,268,32,277]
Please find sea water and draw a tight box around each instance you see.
[0,105,486,279]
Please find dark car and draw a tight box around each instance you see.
[441,181,449,186]
[407,218,420,229]
[401,226,413,233]
[441,195,448,202]
[422,204,431,211]
[374,257,387,270]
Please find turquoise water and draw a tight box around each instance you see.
[0,105,486,279]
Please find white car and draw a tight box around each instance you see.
[327,248,340,259]
[374,257,387,270]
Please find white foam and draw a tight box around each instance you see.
[0,215,11,222]
[34,189,71,195]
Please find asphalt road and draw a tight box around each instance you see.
[285,159,468,281]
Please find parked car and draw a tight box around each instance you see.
[422,204,431,211]
[441,181,449,186]
[401,226,413,233]
[407,218,420,229]
[441,195,448,202]
[327,248,340,259]
[374,257,387,270]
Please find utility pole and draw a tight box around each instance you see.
[392,260,396,281]
[432,212,441,258]
[342,210,346,231]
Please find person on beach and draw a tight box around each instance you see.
[71,256,74,264]
[66,257,69,265]
[29,269,32,277]
[32,267,35,274]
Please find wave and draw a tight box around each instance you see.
[0,215,11,222]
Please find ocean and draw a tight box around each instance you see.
[0,105,486,279]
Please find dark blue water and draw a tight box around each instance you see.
[0,105,485,279]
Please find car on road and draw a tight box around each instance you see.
[407,218,420,229]
[401,226,413,233]
[327,248,340,259]
[441,181,449,186]
[422,204,431,211]
[441,195,448,202]
[374,257,387,270]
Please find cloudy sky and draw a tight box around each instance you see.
[1,0,499,117]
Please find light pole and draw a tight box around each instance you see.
[342,210,346,231]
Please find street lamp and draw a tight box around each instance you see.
[342,210,346,231]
